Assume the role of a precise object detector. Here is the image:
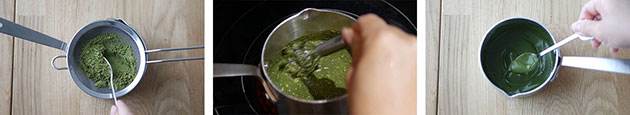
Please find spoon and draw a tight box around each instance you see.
[510,33,593,73]
[103,56,118,105]
[312,36,345,56]
[538,33,593,57]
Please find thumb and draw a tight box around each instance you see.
[115,100,133,115]
[110,105,117,115]
[341,27,354,45]
[571,20,600,38]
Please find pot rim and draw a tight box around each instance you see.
[478,17,560,98]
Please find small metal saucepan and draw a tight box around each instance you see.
[214,8,356,114]
[0,18,203,99]
[480,17,630,98]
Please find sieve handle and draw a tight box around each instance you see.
[51,55,68,70]
[0,18,68,51]
[146,46,204,64]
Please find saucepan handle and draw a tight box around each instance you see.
[51,55,68,70]
[145,46,204,64]
[560,56,630,74]
[213,63,279,103]
[0,18,68,51]
[214,64,262,77]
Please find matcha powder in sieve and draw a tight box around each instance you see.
[79,33,137,90]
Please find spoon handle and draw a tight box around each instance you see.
[313,36,345,56]
[539,33,591,56]
[103,57,118,105]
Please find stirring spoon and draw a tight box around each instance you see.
[292,35,345,77]
[510,33,593,73]
[312,36,345,56]
[538,33,593,57]
[103,56,118,106]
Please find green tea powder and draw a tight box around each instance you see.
[79,34,137,90]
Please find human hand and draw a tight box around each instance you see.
[110,100,133,115]
[342,13,416,114]
[571,0,630,53]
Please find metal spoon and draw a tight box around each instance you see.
[103,56,118,105]
[538,33,593,57]
[312,36,345,56]
[289,36,345,77]
[509,33,594,73]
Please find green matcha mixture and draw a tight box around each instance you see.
[509,52,539,73]
[481,21,556,96]
[79,34,137,90]
[266,30,351,100]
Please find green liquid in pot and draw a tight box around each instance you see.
[266,30,350,100]
[481,21,556,96]
[509,53,539,73]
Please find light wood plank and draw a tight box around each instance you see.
[0,0,13,114]
[437,0,627,114]
[426,0,440,114]
[12,0,203,114]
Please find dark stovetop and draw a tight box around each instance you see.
[213,0,416,114]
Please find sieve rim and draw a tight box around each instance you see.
[66,19,147,99]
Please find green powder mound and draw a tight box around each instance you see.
[79,34,137,90]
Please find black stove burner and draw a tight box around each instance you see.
[214,0,416,114]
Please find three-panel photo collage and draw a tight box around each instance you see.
[213,0,630,114]
[0,0,627,114]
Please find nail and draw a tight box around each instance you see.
[341,27,353,40]
[342,27,351,34]
[110,105,117,115]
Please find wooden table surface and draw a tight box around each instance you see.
[428,0,630,114]
[0,0,204,114]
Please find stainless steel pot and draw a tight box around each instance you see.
[214,8,356,114]
[480,17,630,98]
[0,18,203,99]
